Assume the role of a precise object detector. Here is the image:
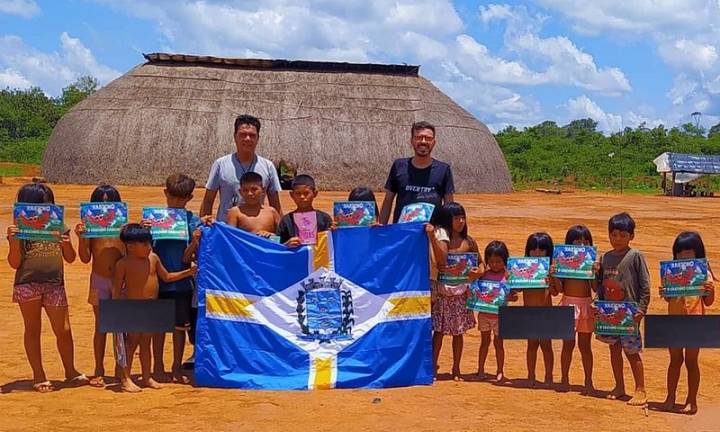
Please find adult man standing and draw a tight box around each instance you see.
[201,114,282,221]
[379,121,455,224]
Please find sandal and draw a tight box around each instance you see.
[32,381,54,393]
[65,374,90,387]
[89,376,106,387]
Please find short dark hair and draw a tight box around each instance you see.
[17,181,55,204]
[525,232,554,257]
[90,184,121,202]
[673,231,706,260]
[240,171,263,186]
[291,174,316,190]
[120,223,152,244]
[234,114,261,135]
[484,240,509,266]
[348,186,378,215]
[608,212,635,235]
[565,224,593,246]
[411,121,435,138]
[165,173,196,198]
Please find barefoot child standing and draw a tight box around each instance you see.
[75,185,126,387]
[112,224,196,393]
[597,212,650,406]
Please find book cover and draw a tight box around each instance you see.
[466,280,507,314]
[333,201,375,227]
[506,257,550,289]
[439,252,479,285]
[594,301,639,336]
[293,211,317,245]
[398,202,435,223]
[660,258,709,297]
[142,207,189,241]
[13,203,64,241]
[554,244,597,279]
[80,202,128,238]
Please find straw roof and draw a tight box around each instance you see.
[43,53,512,192]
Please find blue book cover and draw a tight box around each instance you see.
[554,244,597,279]
[80,202,128,238]
[13,203,64,241]
[142,207,189,240]
[506,257,550,289]
[660,259,708,297]
[333,201,375,227]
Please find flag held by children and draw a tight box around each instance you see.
[195,222,432,390]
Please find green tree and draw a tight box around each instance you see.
[709,122,720,138]
[59,75,98,112]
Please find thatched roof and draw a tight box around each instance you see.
[43,53,512,193]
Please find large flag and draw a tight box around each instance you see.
[195,222,432,390]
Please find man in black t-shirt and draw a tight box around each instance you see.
[380,121,455,224]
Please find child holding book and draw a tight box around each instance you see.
[660,231,715,415]
[554,225,598,395]
[477,240,517,382]
[597,212,650,406]
[522,232,556,387]
[431,203,482,381]
[276,175,332,247]
[75,184,125,387]
[112,224,196,392]
[7,181,89,392]
[147,174,201,384]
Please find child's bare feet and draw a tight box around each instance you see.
[607,386,627,400]
[627,390,648,406]
[172,369,191,385]
[580,382,596,396]
[153,369,171,383]
[451,368,463,382]
[493,372,509,383]
[680,402,698,415]
[120,378,142,393]
[475,371,490,381]
[544,375,553,387]
[558,378,571,393]
[660,398,678,412]
[144,377,162,389]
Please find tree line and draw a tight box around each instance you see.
[2,75,720,191]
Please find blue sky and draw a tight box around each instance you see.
[1,0,719,133]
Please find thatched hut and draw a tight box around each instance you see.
[43,53,512,192]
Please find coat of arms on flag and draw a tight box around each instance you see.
[195,222,432,390]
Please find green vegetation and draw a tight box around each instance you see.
[0,76,97,165]
[495,119,720,191]
[2,75,720,192]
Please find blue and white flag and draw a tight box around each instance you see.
[195,222,432,390]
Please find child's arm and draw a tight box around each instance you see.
[703,268,716,307]
[74,223,92,264]
[183,228,202,264]
[59,230,76,264]
[635,254,652,322]
[226,207,241,228]
[112,259,126,299]
[425,223,448,266]
[155,254,197,282]
[6,225,23,269]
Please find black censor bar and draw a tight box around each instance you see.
[498,306,575,340]
[644,315,720,348]
[99,299,175,333]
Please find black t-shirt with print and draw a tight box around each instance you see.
[384,158,455,223]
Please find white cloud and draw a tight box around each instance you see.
[478,4,631,95]
[0,68,31,88]
[0,32,120,95]
[566,95,623,132]
[658,39,718,72]
[0,0,39,18]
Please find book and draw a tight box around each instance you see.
[80,202,128,238]
[13,203,64,241]
[506,257,550,289]
[333,201,375,227]
[466,280,507,314]
[398,202,435,223]
[553,244,597,279]
[660,258,709,297]
[293,211,317,245]
[142,207,189,241]
[439,252,479,285]
[594,301,639,336]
